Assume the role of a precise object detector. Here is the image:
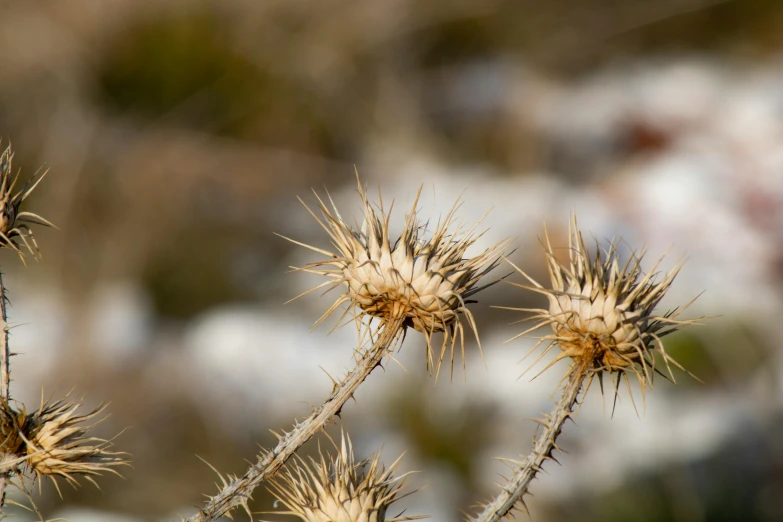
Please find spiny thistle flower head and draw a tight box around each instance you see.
[20,398,128,494]
[507,216,698,397]
[282,176,509,377]
[268,433,422,522]
[0,141,55,263]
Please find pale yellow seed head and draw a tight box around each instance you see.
[24,399,128,492]
[508,216,698,393]
[269,433,422,522]
[284,176,509,377]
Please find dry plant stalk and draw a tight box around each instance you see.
[471,217,699,521]
[268,432,422,522]
[188,177,507,521]
[0,142,127,516]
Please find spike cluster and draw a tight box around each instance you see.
[23,398,128,492]
[0,397,128,496]
[0,143,55,263]
[283,178,508,377]
[268,433,421,522]
[507,217,698,398]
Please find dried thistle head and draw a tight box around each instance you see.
[505,216,698,401]
[21,398,128,494]
[268,433,422,522]
[282,176,508,377]
[0,142,55,263]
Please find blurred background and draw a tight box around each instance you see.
[1,0,782,520]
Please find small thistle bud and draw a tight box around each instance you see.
[0,142,55,263]
[22,398,128,493]
[282,177,508,376]
[507,217,698,396]
[269,433,422,522]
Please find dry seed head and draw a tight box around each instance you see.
[23,398,128,492]
[282,176,508,377]
[268,433,422,522]
[507,216,698,397]
[0,142,55,263]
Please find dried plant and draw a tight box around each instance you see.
[0,155,698,521]
[470,217,699,521]
[508,217,698,398]
[0,142,127,517]
[22,398,127,494]
[188,177,506,522]
[282,177,509,378]
[0,398,127,501]
[268,433,422,522]
[0,143,55,265]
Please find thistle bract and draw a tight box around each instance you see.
[269,434,421,522]
[283,177,508,377]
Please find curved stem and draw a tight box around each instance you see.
[187,315,406,522]
[470,357,591,522]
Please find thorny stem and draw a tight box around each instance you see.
[470,352,594,522]
[0,271,9,402]
[0,272,9,512]
[187,315,407,522]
